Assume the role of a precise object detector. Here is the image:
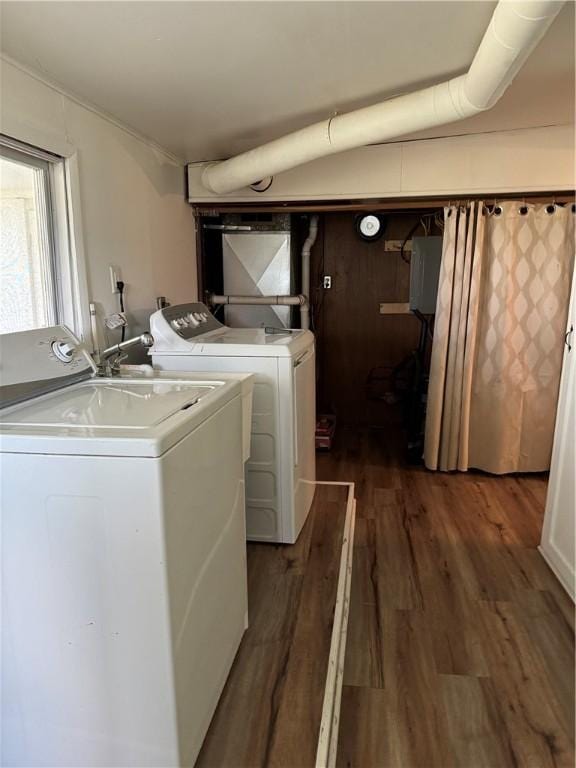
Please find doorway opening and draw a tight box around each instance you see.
[194,192,572,532]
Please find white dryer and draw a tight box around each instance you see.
[150,303,316,544]
[0,326,254,767]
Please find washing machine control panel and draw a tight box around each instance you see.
[156,303,224,339]
[51,339,77,363]
[0,326,96,409]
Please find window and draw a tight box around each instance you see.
[0,138,83,336]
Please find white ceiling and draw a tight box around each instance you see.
[1,1,574,162]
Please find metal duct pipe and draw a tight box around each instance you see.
[300,215,319,331]
[210,294,308,307]
[201,0,564,194]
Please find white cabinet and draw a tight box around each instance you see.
[540,269,576,600]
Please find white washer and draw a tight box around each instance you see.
[150,303,316,544]
[0,326,254,768]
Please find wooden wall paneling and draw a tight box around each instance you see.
[311,211,440,427]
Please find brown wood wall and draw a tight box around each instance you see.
[305,211,441,428]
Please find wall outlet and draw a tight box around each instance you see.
[109,265,121,293]
[323,275,332,289]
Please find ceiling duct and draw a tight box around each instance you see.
[201,0,564,195]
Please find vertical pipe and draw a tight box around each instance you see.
[89,302,100,358]
[301,215,319,330]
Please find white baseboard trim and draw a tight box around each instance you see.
[315,481,356,768]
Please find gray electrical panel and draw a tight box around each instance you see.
[409,236,443,314]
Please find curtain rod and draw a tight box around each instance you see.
[193,191,575,216]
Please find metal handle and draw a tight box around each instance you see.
[565,324,573,352]
[98,333,155,376]
[100,333,154,360]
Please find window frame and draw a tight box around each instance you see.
[0,135,91,344]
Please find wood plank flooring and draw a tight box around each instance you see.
[196,483,348,768]
[317,427,575,768]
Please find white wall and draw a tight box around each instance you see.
[188,124,575,203]
[1,57,197,344]
[540,268,576,600]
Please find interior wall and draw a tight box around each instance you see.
[188,123,575,203]
[306,211,441,428]
[1,58,197,343]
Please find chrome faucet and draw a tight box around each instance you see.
[97,333,154,376]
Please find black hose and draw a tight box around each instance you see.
[117,281,126,342]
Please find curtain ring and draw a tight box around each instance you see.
[571,203,575,214]
[488,198,500,216]
[546,202,556,215]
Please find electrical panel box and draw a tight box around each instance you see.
[409,236,443,314]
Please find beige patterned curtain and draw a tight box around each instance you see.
[425,201,575,473]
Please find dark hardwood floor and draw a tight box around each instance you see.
[196,484,348,768]
[317,427,575,768]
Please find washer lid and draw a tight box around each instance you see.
[200,327,305,348]
[153,326,314,358]
[0,377,239,457]
[1,380,212,429]
[149,302,315,358]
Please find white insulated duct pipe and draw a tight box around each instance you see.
[210,294,308,306]
[300,215,319,331]
[202,0,564,194]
